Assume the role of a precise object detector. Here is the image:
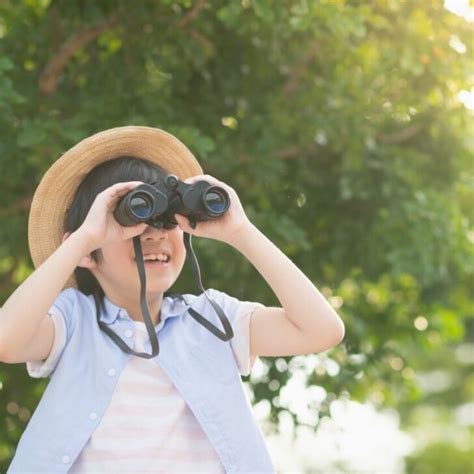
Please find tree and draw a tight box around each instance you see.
[0,0,472,470]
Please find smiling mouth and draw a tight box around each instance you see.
[133,256,171,270]
[141,260,170,267]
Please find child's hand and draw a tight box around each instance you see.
[76,182,148,251]
[173,175,252,245]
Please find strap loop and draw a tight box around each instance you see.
[183,233,234,341]
[95,232,233,359]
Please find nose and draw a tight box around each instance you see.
[140,225,168,242]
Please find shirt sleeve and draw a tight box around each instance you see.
[26,306,67,379]
[185,289,265,376]
[229,302,264,377]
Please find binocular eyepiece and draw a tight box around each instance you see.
[113,175,230,229]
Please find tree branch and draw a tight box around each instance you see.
[376,122,424,144]
[39,15,120,96]
[283,44,320,97]
[176,0,212,55]
[48,5,63,53]
[177,0,206,28]
[274,143,320,159]
[189,28,214,53]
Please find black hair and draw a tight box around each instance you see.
[64,156,170,310]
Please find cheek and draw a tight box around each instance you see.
[175,243,186,263]
[173,239,187,264]
[101,242,133,264]
[171,229,184,246]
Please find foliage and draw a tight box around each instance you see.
[405,442,474,474]
[0,0,472,470]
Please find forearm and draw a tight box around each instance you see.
[0,231,93,357]
[228,223,345,341]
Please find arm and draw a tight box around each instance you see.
[0,181,147,361]
[174,175,345,356]
[0,231,92,360]
[228,223,345,351]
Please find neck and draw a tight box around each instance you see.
[106,292,164,326]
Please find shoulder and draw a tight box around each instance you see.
[51,288,97,327]
[53,287,96,311]
[180,289,262,321]
[179,288,237,307]
[51,287,80,314]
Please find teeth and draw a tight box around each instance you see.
[143,253,169,262]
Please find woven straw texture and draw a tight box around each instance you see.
[28,126,203,289]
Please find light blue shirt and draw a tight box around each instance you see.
[8,287,275,473]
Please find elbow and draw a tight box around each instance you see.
[312,318,345,354]
[335,319,345,345]
[0,334,9,363]
[0,318,5,362]
[329,317,345,348]
[0,337,15,364]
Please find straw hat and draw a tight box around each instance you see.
[28,126,203,288]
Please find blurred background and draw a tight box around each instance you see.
[0,0,472,472]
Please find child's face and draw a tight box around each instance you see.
[85,225,186,302]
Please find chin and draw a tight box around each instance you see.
[144,285,172,296]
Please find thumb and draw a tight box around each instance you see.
[174,214,195,233]
[124,221,148,238]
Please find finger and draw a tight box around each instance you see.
[123,222,148,239]
[103,183,143,211]
[199,174,219,183]
[114,181,143,191]
[108,182,144,199]
[183,175,203,184]
[184,174,224,187]
[174,214,187,227]
[174,214,194,232]
[104,181,143,193]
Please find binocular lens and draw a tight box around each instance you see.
[204,189,228,214]
[130,195,154,219]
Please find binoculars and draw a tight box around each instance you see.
[113,175,230,229]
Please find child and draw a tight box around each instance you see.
[1,126,345,473]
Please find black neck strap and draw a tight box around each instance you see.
[95,233,234,359]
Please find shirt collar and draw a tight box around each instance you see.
[99,294,188,325]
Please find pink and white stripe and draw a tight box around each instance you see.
[65,307,257,473]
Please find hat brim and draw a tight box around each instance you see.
[28,126,203,289]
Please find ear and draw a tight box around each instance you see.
[62,231,98,270]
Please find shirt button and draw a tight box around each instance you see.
[124,330,133,338]
[62,455,70,464]
[107,368,116,377]
[89,412,98,421]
